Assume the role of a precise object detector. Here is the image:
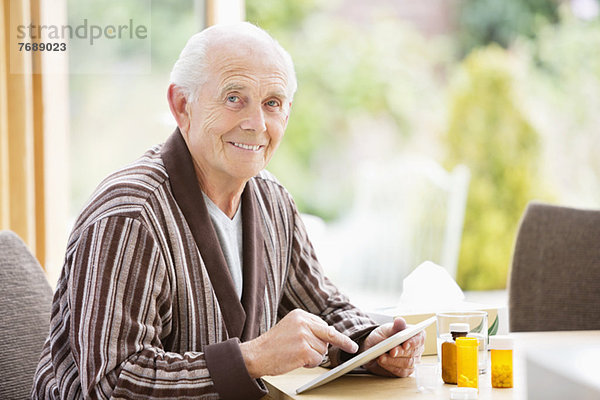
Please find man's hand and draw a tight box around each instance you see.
[239,309,359,378]
[362,317,425,377]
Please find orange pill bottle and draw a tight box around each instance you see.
[490,336,514,388]
[441,323,469,384]
[456,337,479,389]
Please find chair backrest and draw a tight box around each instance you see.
[0,231,53,399]
[509,202,600,332]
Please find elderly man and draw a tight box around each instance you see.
[33,22,424,399]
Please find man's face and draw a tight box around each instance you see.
[183,39,291,187]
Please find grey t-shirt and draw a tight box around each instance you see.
[202,192,243,300]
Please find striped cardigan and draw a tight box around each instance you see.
[33,129,376,399]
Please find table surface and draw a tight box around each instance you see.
[261,330,600,400]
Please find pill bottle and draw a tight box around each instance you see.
[489,336,513,388]
[456,337,478,389]
[441,323,469,384]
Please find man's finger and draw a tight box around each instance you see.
[392,317,407,332]
[303,347,327,368]
[378,317,408,340]
[312,324,358,354]
[402,330,425,351]
[305,334,329,356]
[379,353,415,369]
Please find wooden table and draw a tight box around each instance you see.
[261,331,600,400]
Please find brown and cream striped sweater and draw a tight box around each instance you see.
[32,129,376,400]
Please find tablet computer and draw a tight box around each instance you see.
[295,315,436,394]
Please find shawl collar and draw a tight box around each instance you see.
[160,128,266,341]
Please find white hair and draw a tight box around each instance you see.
[169,22,297,102]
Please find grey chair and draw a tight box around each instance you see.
[0,231,53,399]
[509,202,600,332]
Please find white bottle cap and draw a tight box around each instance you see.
[449,323,470,333]
[450,387,478,399]
[489,335,514,350]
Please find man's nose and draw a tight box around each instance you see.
[240,104,266,132]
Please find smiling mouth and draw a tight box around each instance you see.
[230,142,263,151]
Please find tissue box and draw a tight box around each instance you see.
[366,261,508,355]
[368,303,506,356]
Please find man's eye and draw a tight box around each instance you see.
[227,95,240,103]
[266,100,280,107]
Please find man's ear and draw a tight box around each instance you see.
[284,101,293,127]
[167,84,191,134]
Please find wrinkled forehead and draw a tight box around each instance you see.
[204,32,290,94]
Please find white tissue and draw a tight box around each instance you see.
[398,261,465,313]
